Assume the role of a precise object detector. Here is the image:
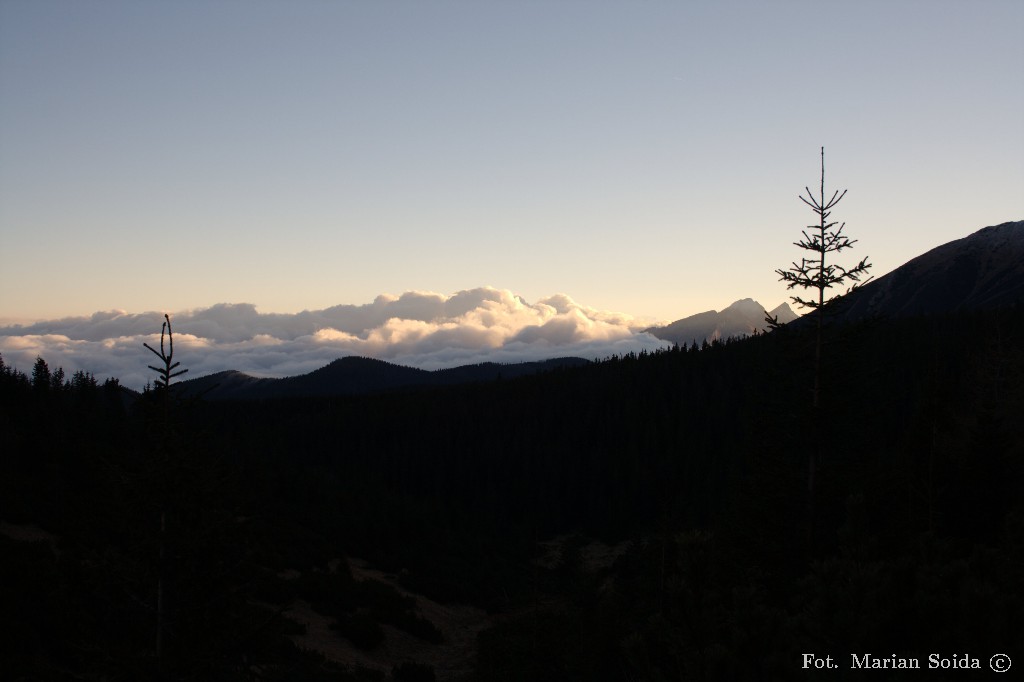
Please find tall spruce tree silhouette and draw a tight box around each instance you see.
[776,148,872,539]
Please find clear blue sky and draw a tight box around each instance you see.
[2,0,1022,323]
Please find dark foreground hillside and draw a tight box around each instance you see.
[2,303,1022,680]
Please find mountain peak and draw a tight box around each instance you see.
[724,298,762,312]
[769,302,799,323]
[645,298,777,346]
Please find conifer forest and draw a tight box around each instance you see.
[2,302,1022,680]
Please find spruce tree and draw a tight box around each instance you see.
[775,148,872,522]
[31,357,50,392]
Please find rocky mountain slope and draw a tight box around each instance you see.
[828,220,1023,322]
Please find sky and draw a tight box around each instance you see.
[1,0,1023,385]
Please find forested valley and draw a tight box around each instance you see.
[2,303,1022,680]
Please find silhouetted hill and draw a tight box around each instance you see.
[644,298,797,346]
[178,355,591,400]
[826,219,1024,323]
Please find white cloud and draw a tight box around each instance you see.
[0,287,670,389]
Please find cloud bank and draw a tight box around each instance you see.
[0,287,671,390]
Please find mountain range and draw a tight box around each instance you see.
[177,220,1022,400]
[645,220,1023,344]
[177,297,799,399]
[178,356,591,401]
[643,299,797,347]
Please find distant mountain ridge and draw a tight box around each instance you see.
[178,221,1023,399]
[177,356,591,400]
[643,299,797,347]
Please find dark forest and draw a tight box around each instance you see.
[2,302,1022,680]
